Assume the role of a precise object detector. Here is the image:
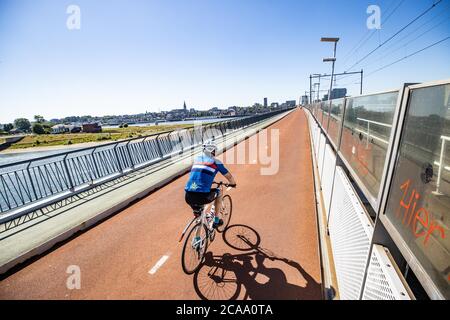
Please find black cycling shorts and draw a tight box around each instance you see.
[185,189,218,210]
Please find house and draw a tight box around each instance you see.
[51,125,68,134]
[68,125,82,133]
[51,124,82,134]
[82,123,102,133]
[9,128,23,135]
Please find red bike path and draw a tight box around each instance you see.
[0,109,322,300]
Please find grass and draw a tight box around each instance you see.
[7,124,192,149]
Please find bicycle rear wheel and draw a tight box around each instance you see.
[181,222,209,275]
[216,195,232,233]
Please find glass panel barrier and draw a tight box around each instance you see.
[383,83,450,299]
[316,103,323,124]
[320,101,330,131]
[340,91,399,204]
[327,98,345,148]
[312,103,317,119]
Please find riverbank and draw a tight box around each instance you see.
[3,123,192,151]
[0,140,113,154]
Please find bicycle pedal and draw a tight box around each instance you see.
[213,219,224,228]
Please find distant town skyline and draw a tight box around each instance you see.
[1,0,449,123]
[1,95,297,124]
[0,98,296,134]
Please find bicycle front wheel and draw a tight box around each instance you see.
[216,195,232,233]
[181,222,209,275]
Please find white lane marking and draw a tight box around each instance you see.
[149,254,170,275]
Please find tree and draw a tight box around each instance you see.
[3,123,13,133]
[34,115,45,123]
[42,124,52,134]
[32,123,45,134]
[14,118,31,132]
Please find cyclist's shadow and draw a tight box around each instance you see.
[193,224,321,300]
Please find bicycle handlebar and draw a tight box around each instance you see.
[213,181,236,188]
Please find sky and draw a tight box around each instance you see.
[0,0,449,123]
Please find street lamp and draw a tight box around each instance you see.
[321,37,339,102]
[314,82,320,102]
[310,73,322,104]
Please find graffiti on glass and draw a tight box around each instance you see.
[396,179,445,246]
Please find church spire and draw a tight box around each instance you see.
[183,101,187,111]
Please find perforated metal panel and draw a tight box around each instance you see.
[362,244,413,300]
[328,166,374,300]
[314,126,321,157]
[307,113,318,155]
[317,134,326,178]
[321,144,336,216]
[311,120,317,145]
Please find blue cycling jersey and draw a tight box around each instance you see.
[185,154,229,193]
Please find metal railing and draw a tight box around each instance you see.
[435,135,450,195]
[0,109,292,222]
[355,117,392,148]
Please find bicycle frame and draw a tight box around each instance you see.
[179,182,232,243]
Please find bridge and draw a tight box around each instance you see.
[0,108,323,299]
[0,79,449,300]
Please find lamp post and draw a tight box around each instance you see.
[309,75,312,107]
[321,37,339,103]
[311,73,321,103]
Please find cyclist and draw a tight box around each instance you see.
[185,139,236,228]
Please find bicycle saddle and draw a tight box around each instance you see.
[192,205,204,216]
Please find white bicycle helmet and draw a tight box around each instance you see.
[202,139,218,156]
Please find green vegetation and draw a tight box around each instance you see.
[7,124,192,150]
[34,115,45,123]
[3,123,13,133]
[14,118,31,132]
[32,123,45,134]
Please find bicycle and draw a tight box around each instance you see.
[180,181,234,275]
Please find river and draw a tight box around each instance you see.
[0,117,241,166]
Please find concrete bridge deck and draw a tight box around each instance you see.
[0,109,322,300]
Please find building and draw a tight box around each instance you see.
[323,88,346,101]
[330,88,347,99]
[264,97,268,108]
[286,100,296,108]
[166,101,189,121]
[51,125,69,134]
[270,102,279,109]
[69,125,82,133]
[51,124,81,134]
[82,123,102,133]
[9,128,23,135]
[301,95,309,105]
